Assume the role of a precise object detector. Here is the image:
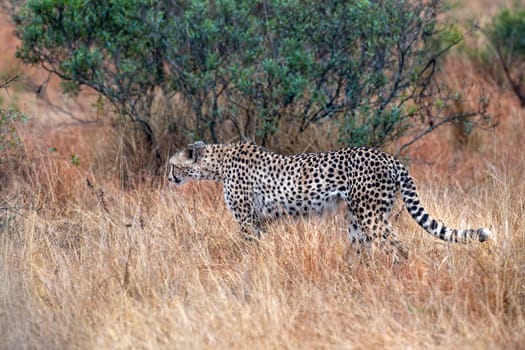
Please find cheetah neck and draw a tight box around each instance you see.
[204,143,233,181]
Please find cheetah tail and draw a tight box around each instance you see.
[398,167,491,243]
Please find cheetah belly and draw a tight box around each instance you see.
[253,181,343,220]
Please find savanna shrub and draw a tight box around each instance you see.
[485,5,525,106]
[13,0,490,155]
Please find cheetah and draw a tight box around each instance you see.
[168,140,491,256]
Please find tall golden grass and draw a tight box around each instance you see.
[1,3,525,349]
[1,89,524,349]
[0,149,523,349]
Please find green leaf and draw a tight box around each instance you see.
[70,154,80,166]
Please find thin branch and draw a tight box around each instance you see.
[396,111,478,156]
[494,44,525,107]
[1,74,21,90]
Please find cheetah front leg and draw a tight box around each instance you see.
[347,209,372,254]
[223,190,262,240]
[232,207,262,240]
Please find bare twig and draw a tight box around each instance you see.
[1,74,21,91]
[396,112,478,156]
[494,44,525,107]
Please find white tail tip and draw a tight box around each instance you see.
[477,228,491,242]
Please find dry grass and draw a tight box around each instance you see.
[1,107,524,349]
[1,143,524,346]
[1,2,525,349]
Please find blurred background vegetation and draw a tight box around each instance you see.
[2,0,524,177]
[8,1,500,162]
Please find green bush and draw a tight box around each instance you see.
[485,5,525,106]
[13,0,491,154]
[0,76,27,165]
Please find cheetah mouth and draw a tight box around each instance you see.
[168,175,185,185]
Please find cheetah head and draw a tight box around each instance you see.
[168,141,218,185]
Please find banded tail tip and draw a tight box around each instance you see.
[477,227,491,242]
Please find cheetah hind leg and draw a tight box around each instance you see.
[347,201,408,261]
[356,192,408,261]
[369,216,408,261]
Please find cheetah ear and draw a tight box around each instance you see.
[192,141,206,148]
[186,141,206,162]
